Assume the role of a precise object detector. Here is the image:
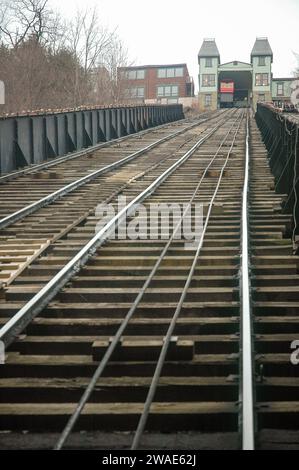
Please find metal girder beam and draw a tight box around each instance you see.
[0,105,184,175]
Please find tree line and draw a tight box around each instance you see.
[0,0,130,114]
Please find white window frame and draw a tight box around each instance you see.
[157,67,184,78]
[174,67,184,77]
[157,84,179,97]
[255,73,269,87]
[127,86,145,98]
[158,69,166,78]
[136,70,145,79]
[258,56,266,66]
[204,94,212,107]
[202,74,216,87]
[277,83,284,96]
[127,69,145,80]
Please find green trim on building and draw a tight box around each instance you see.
[198,37,293,111]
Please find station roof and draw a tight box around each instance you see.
[198,39,220,58]
[251,38,273,61]
[219,60,253,70]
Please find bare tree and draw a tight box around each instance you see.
[0,0,61,47]
[67,6,114,74]
[105,37,133,104]
[0,1,131,113]
[65,5,131,106]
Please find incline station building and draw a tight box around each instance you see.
[198,37,294,111]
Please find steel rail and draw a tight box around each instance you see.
[53,110,241,450]
[131,110,245,450]
[0,116,229,350]
[0,112,221,184]
[0,118,212,231]
[0,119,188,185]
[240,114,255,450]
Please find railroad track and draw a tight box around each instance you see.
[0,111,226,286]
[0,114,214,222]
[251,119,299,450]
[0,108,298,450]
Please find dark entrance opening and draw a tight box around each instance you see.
[218,70,252,108]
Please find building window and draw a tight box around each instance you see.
[137,70,145,79]
[205,58,212,67]
[202,74,216,87]
[126,69,145,80]
[157,68,166,78]
[277,83,284,96]
[174,67,184,77]
[157,67,184,78]
[255,73,269,86]
[258,56,266,66]
[205,94,212,107]
[157,85,179,97]
[126,87,145,98]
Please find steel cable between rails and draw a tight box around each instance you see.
[292,126,299,249]
[131,110,246,450]
[53,109,241,450]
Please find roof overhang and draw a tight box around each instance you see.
[218,61,253,72]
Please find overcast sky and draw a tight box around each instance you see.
[52,0,299,92]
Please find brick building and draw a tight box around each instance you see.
[118,64,195,106]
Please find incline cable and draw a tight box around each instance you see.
[292,126,299,250]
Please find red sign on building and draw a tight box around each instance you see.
[220,81,234,94]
